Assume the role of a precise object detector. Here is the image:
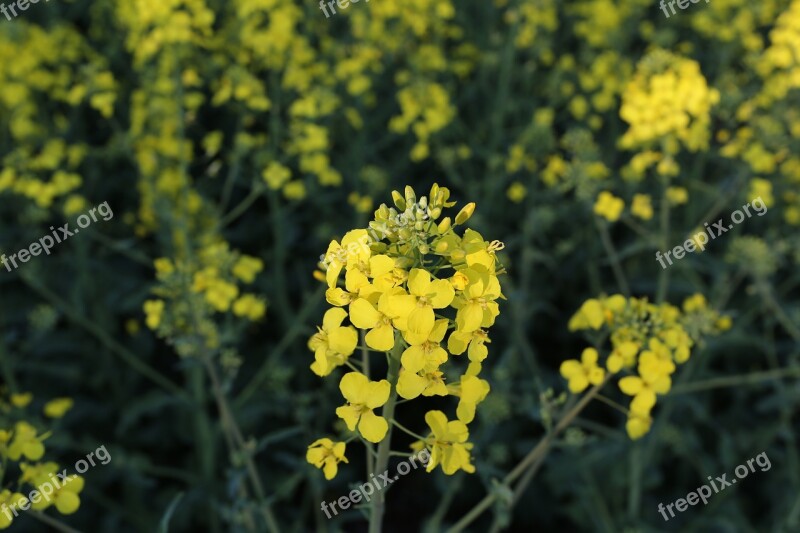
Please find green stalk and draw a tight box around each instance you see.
[368,342,402,533]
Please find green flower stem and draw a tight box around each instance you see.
[29,511,84,533]
[204,359,280,533]
[671,366,800,394]
[447,377,609,532]
[595,217,630,298]
[368,342,402,533]
[655,175,671,304]
[390,419,427,441]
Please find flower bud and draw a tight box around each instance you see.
[391,190,406,211]
[455,202,476,225]
[437,217,451,233]
[404,185,416,206]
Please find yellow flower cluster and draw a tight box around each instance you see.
[564,294,730,439]
[620,49,720,153]
[144,245,267,354]
[0,390,81,529]
[0,25,114,212]
[307,184,505,477]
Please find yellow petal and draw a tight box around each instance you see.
[322,459,339,480]
[328,326,358,355]
[358,410,388,443]
[447,330,470,355]
[424,410,448,438]
[366,324,395,351]
[456,303,483,332]
[408,307,435,337]
[428,279,455,308]
[407,268,431,297]
[335,405,361,431]
[397,370,427,400]
[339,372,369,404]
[618,376,644,396]
[350,298,381,329]
[322,308,348,331]
[401,345,426,373]
[364,380,391,408]
[55,491,80,515]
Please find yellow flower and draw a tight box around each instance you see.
[323,230,371,288]
[560,348,605,394]
[232,255,264,284]
[262,162,291,190]
[506,182,527,203]
[666,186,688,205]
[143,299,165,330]
[451,266,501,333]
[7,421,45,461]
[306,438,348,480]
[454,375,491,423]
[232,294,266,321]
[204,279,239,312]
[631,194,654,220]
[420,410,475,475]
[44,398,74,419]
[32,475,84,515]
[619,352,673,415]
[568,298,605,331]
[447,328,490,366]
[606,341,639,373]
[335,372,391,443]
[349,290,404,351]
[386,269,454,337]
[0,490,28,529]
[626,412,652,440]
[10,393,32,408]
[594,191,624,222]
[308,308,358,377]
[400,319,449,373]
[396,367,448,400]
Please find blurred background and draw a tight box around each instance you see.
[1,0,799,531]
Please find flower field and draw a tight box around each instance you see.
[1,0,799,531]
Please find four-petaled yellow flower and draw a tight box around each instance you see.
[306,438,348,480]
[400,319,449,373]
[594,191,624,222]
[618,352,673,415]
[419,410,475,475]
[335,372,391,443]
[451,266,501,333]
[308,308,358,377]
[559,348,605,394]
[388,269,454,337]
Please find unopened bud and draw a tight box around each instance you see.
[455,202,476,225]
[437,217,451,233]
[404,185,416,206]
[391,191,406,211]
